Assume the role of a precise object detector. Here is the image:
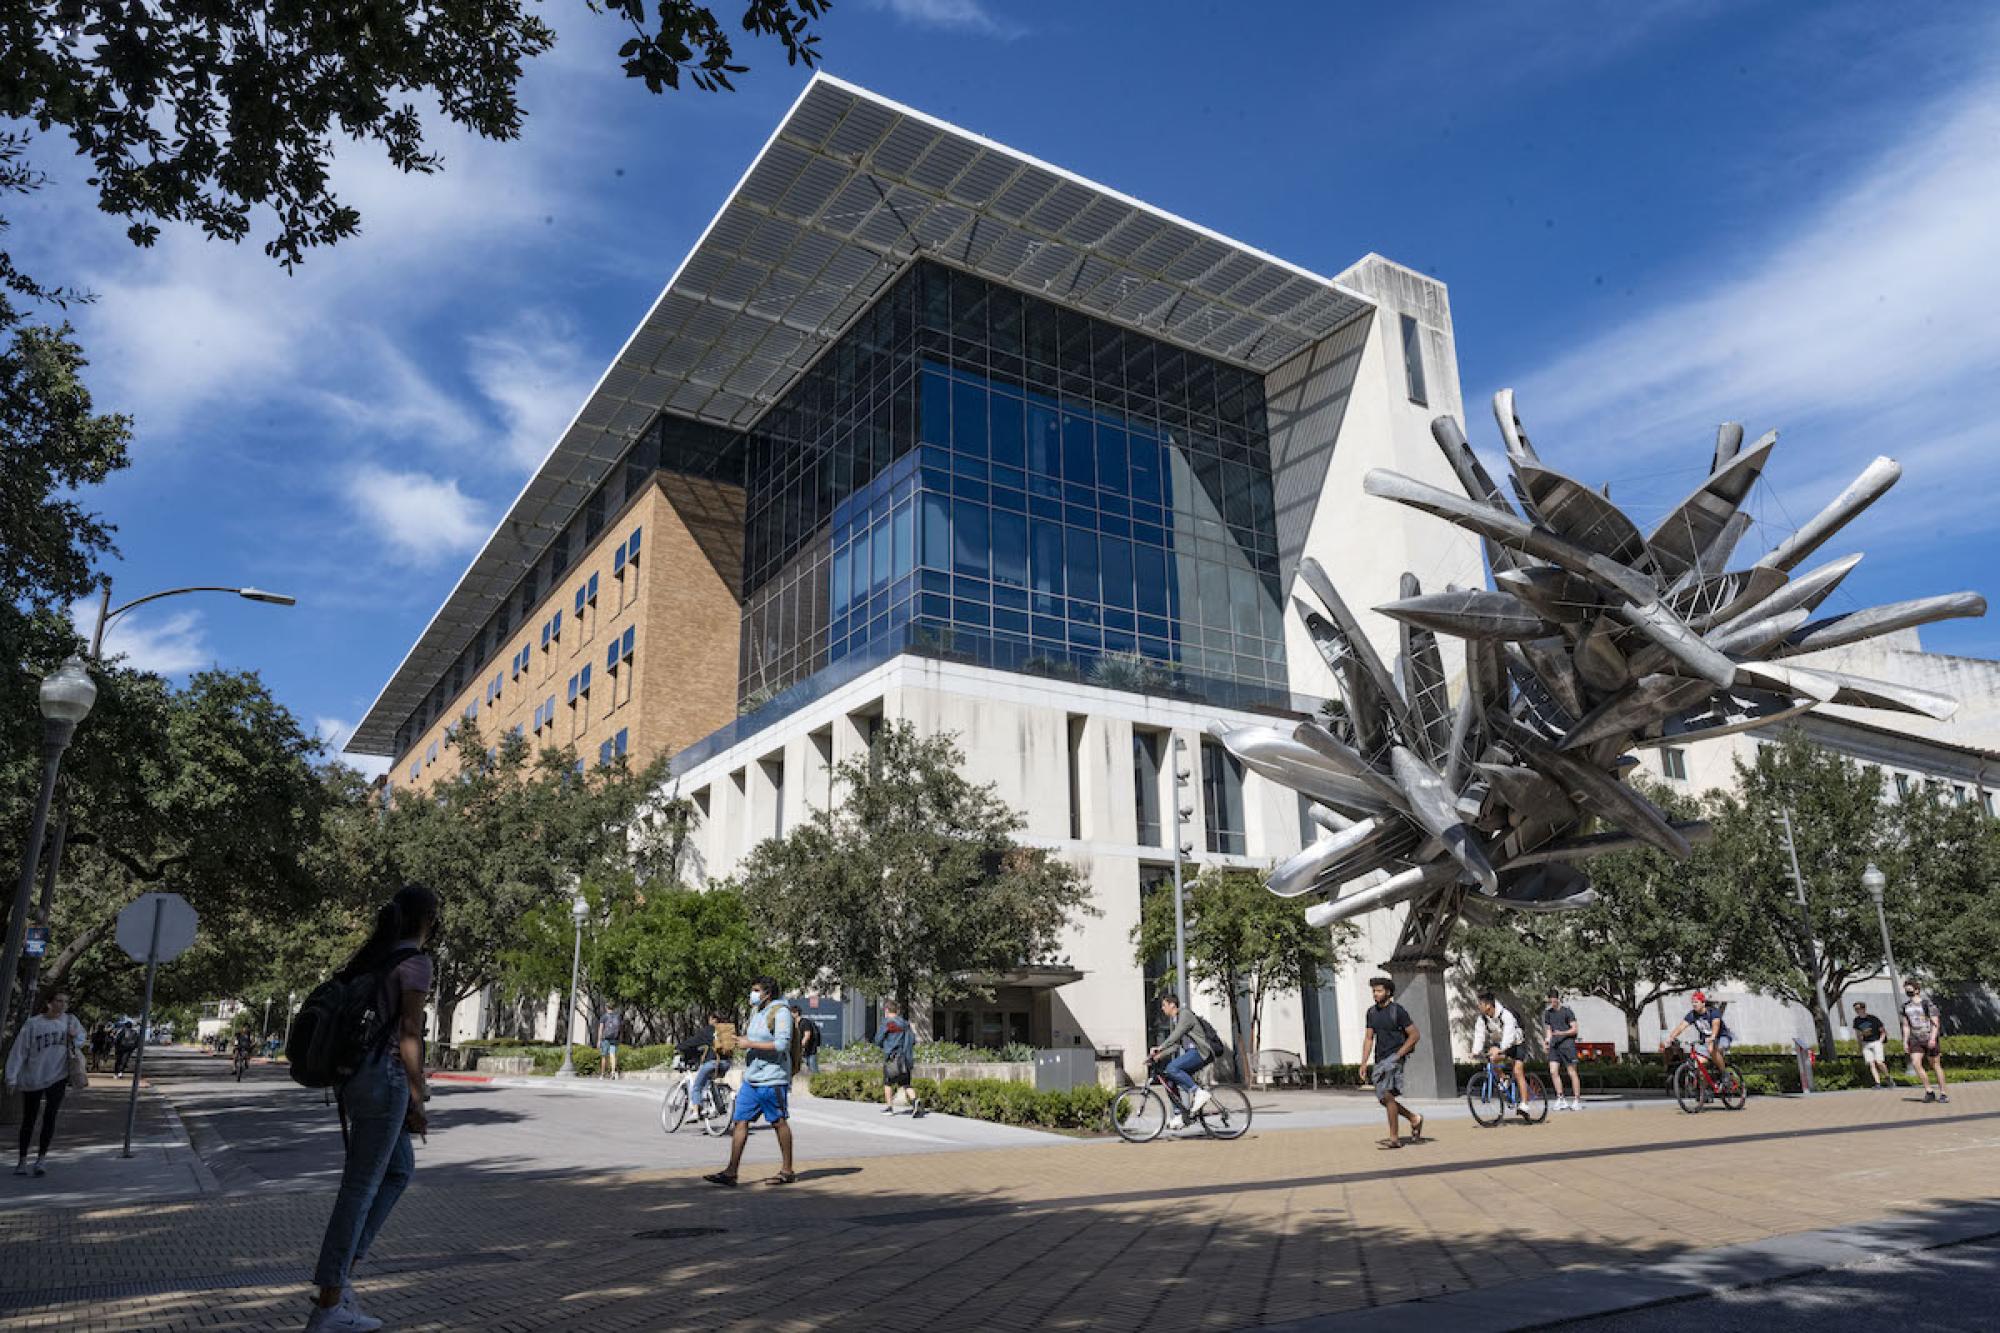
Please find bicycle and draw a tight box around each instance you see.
[1111,1058,1252,1143]
[232,1047,251,1081]
[660,1054,731,1136]
[1464,1055,1548,1127]
[1666,1042,1744,1113]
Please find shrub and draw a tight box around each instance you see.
[995,1042,1037,1064]
[808,1069,1112,1130]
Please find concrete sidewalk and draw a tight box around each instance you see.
[0,1064,217,1213]
[2,1062,1995,1329]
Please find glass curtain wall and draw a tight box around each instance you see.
[740,259,1288,707]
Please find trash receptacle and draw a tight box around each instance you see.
[1793,1037,1815,1094]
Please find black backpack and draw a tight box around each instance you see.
[286,948,421,1089]
[795,1015,821,1061]
[1195,1013,1234,1077]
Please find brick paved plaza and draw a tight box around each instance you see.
[3,1054,1998,1331]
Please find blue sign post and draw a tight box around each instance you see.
[23,925,48,958]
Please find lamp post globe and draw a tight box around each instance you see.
[39,656,97,726]
[1861,862,1902,1001]
[1862,863,1886,902]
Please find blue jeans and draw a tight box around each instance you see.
[1162,1048,1206,1107]
[313,1053,415,1289]
[688,1058,723,1110]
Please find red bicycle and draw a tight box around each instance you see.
[1665,1040,1745,1113]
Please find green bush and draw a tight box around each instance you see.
[818,1039,1038,1069]
[808,1069,1112,1129]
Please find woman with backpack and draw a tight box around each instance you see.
[303,884,437,1333]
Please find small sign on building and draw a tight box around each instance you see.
[24,926,49,958]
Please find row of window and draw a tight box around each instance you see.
[597,729,630,767]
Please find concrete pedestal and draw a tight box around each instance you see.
[1385,955,1457,1101]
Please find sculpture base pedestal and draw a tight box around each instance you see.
[1384,955,1457,1102]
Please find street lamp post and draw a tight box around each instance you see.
[0,657,97,1047]
[1862,863,1903,1000]
[1776,808,1837,1060]
[555,893,588,1077]
[1170,736,1192,1010]
[12,582,295,1016]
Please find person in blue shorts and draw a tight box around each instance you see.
[1666,991,1733,1073]
[705,977,797,1187]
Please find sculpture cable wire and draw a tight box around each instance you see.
[1220,392,1986,941]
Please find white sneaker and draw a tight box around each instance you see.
[1166,1115,1186,1131]
[339,1289,383,1333]
[1571,1097,1585,1110]
[302,1294,377,1332]
[1189,1087,1213,1113]
[1558,1098,1572,1111]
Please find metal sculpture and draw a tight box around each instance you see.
[1221,392,1985,959]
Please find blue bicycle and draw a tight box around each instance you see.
[1464,1056,1549,1127]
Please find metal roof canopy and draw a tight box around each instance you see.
[348,73,1374,758]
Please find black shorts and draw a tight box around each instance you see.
[883,1065,912,1088]
[1499,1043,1526,1064]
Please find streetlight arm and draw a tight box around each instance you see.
[94,585,296,657]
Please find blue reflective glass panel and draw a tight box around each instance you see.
[952,498,989,578]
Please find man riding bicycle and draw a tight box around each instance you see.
[1666,991,1733,1071]
[231,1030,254,1073]
[675,1011,733,1122]
[1470,991,1533,1123]
[1146,993,1219,1131]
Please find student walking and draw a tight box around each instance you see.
[5,991,86,1178]
[876,1001,916,1113]
[303,885,438,1332]
[705,978,797,1187]
[1900,981,1949,1104]
[1543,989,1584,1110]
[112,1022,139,1076]
[598,1007,623,1079]
[1850,1002,1891,1089]
[1359,976,1426,1149]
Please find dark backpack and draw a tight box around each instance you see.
[1195,1013,1234,1077]
[286,948,421,1089]
[795,1015,821,1061]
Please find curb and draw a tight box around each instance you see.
[1257,1201,2000,1331]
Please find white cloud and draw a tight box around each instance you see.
[71,598,214,675]
[342,466,489,565]
[1508,64,2000,468]
[870,0,1019,37]
[316,716,392,778]
[467,311,600,468]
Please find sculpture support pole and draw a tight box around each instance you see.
[1384,891,1464,1101]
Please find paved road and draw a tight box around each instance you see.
[5,1051,1996,1331]
[153,1050,1081,1191]
[1555,1236,2000,1331]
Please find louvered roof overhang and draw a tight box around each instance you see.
[347,72,1375,759]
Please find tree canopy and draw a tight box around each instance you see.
[735,720,1094,1024]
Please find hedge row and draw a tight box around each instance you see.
[809,1069,1114,1129]
[451,1041,679,1078]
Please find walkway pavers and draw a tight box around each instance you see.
[2,1071,1997,1330]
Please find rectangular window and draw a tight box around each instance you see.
[427,742,438,764]
[607,640,620,672]
[541,621,551,648]
[575,584,586,616]
[1894,773,1911,797]
[599,740,612,768]
[1661,746,1688,781]
[566,674,579,704]
[628,526,642,559]
[1400,314,1428,406]
[1133,729,1164,846]
[1201,737,1246,855]
[588,572,599,604]
[410,763,420,781]
[580,664,592,694]
[613,539,627,575]
[614,728,628,758]
[553,609,562,640]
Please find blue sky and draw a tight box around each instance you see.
[15,0,1999,773]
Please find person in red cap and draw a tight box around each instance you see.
[1666,990,1733,1075]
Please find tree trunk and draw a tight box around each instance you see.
[1622,1006,1642,1058]
[36,914,115,994]
[436,992,460,1048]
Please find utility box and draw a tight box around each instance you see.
[1034,1048,1095,1092]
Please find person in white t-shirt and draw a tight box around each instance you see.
[4,991,85,1177]
[1471,991,1533,1124]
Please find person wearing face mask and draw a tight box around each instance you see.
[704,977,796,1187]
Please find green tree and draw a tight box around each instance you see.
[736,721,1094,1031]
[1707,730,1899,1058]
[1458,781,1739,1054]
[378,723,670,1041]
[1877,784,2000,988]
[1133,866,1357,1069]
[591,878,777,1039]
[1,2,827,273]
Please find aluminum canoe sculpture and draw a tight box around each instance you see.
[1227,392,1984,932]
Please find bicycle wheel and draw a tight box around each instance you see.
[1466,1068,1504,1127]
[661,1083,689,1134]
[1671,1063,1705,1114]
[1520,1071,1550,1123]
[1112,1086,1167,1143]
[700,1085,732,1135]
[1196,1084,1253,1140]
[1717,1068,1746,1110]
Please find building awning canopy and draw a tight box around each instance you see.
[349,73,1372,759]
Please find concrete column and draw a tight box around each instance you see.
[1386,956,1457,1101]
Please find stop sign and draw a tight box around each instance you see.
[116,892,199,965]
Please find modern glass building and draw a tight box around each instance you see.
[350,75,1482,1068]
